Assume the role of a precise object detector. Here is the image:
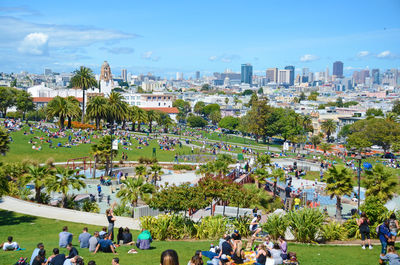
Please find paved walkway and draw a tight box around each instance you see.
[0,196,141,230]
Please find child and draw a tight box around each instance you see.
[380,246,400,265]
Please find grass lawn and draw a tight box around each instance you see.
[0,126,196,163]
[0,210,384,265]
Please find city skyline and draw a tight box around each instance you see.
[0,0,399,77]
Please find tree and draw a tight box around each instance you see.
[70,66,97,123]
[385,112,398,123]
[146,110,159,133]
[319,142,332,155]
[233,96,241,106]
[194,101,205,115]
[46,167,86,208]
[224,97,229,105]
[86,96,108,130]
[65,96,81,129]
[91,136,118,175]
[257,87,264,95]
[270,167,285,198]
[321,119,337,142]
[338,124,352,140]
[187,116,207,128]
[392,100,400,115]
[245,99,274,142]
[242,89,254,96]
[198,175,234,215]
[0,127,10,156]
[364,164,398,203]
[366,108,384,117]
[116,176,154,209]
[0,87,17,117]
[209,110,221,125]
[24,165,54,203]
[308,92,319,101]
[202,104,220,118]
[310,135,321,150]
[135,165,147,178]
[324,166,353,220]
[136,108,148,132]
[46,96,68,129]
[157,112,174,133]
[107,91,129,125]
[173,99,191,123]
[148,163,163,186]
[246,93,259,108]
[299,92,306,102]
[218,116,240,131]
[16,90,34,122]
[201,84,210,91]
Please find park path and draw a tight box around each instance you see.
[0,196,141,230]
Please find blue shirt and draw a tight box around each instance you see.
[59,232,73,247]
[78,232,91,248]
[98,239,113,251]
[379,224,391,242]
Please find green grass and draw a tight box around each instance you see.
[0,127,196,163]
[0,210,385,265]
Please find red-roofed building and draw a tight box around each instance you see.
[140,107,179,121]
[33,97,83,108]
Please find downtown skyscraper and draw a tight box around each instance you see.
[333,61,344,78]
[241,63,253,85]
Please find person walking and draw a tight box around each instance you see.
[357,212,373,249]
[378,220,392,255]
[389,213,399,246]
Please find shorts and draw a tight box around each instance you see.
[390,231,397,237]
[360,229,370,241]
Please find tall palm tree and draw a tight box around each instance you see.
[310,135,321,150]
[86,96,108,130]
[92,136,118,175]
[107,91,129,125]
[46,167,86,208]
[156,112,173,133]
[148,163,164,185]
[146,110,159,133]
[65,96,81,129]
[364,163,398,203]
[46,96,68,129]
[116,176,154,209]
[70,66,97,123]
[24,165,54,203]
[270,167,285,197]
[321,119,337,142]
[319,142,332,155]
[325,165,354,220]
[129,106,140,131]
[137,108,148,132]
[302,115,313,134]
[253,167,269,189]
[0,127,10,156]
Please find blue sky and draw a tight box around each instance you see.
[1,0,399,78]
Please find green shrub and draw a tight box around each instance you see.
[140,214,195,240]
[230,215,252,238]
[343,218,360,239]
[138,157,158,164]
[194,215,228,239]
[286,208,325,243]
[6,111,23,119]
[261,213,289,240]
[321,221,347,241]
[113,203,133,217]
[81,200,100,213]
[360,196,388,225]
[172,164,194,171]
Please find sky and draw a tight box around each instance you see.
[1,0,400,78]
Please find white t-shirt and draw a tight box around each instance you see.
[249,217,258,230]
[3,242,18,250]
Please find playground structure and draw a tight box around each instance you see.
[66,157,92,172]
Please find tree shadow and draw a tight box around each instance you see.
[0,210,37,226]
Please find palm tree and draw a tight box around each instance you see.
[257,154,271,168]
[146,110,159,133]
[116,177,154,211]
[107,91,129,125]
[196,163,214,177]
[135,165,147,178]
[129,106,140,131]
[321,119,337,142]
[92,136,118,176]
[46,167,86,208]
[364,163,398,203]
[24,165,54,203]
[386,112,398,123]
[148,163,164,185]
[301,115,313,134]
[270,167,285,198]
[253,167,269,189]
[136,108,148,132]
[86,96,108,130]
[65,96,81,129]
[310,135,321,150]
[46,96,68,129]
[319,142,332,155]
[156,112,173,133]
[70,66,97,123]
[325,165,354,220]
[213,160,229,177]
[0,127,10,156]
[225,97,229,105]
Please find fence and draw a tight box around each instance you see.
[133,205,161,219]
[178,154,216,163]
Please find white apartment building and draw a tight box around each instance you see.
[121,93,174,108]
[278,69,291,84]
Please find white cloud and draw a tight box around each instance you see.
[18,32,49,55]
[141,51,160,61]
[100,47,134,54]
[377,50,392,58]
[300,54,319,62]
[357,51,370,57]
[208,56,217,61]
[208,54,240,63]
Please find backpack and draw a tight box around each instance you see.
[14,257,27,265]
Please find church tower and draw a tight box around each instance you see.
[100,61,112,82]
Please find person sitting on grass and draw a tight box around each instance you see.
[59,227,73,248]
[380,246,400,265]
[160,249,179,265]
[1,236,20,251]
[31,249,46,265]
[88,232,99,252]
[122,228,133,245]
[78,227,91,249]
[136,229,153,250]
[66,243,78,259]
[93,233,116,254]
[250,215,262,238]
[111,257,120,265]
[46,248,65,265]
[63,255,84,265]
[99,227,107,239]
[30,243,45,265]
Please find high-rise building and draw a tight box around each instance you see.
[371,69,380,84]
[302,68,309,77]
[195,71,200,80]
[333,61,344,78]
[266,68,278,83]
[325,67,330,82]
[176,72,183,80]
[359,69,370,84]
[352,71,360,84]
[121,69,127,82]
[278,69,291,84]
[44,68,52,76]
[241,64,253,85]
[284,66,295,85]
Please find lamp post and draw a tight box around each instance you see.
[355,155,362,213]
[109,124,115,177]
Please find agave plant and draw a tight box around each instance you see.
[286,208,325,243]
[194,215,228,240]
[321,221,348,241]
[261,213,289,240]
[231,215,252,238]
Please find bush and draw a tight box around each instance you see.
[194,215,229,240]
[360,196,388,225]
[187,116,207,128]
[140,214,195,240]
[81,200,100,213]
[6,111,23,119]
[321,221,347,241]
[113,203,133,217]
[231,215,252,238]
[172,164,194,171]
[138,157,158,164]
[286,208,325,243]
[261,213,289,240]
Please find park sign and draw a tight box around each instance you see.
[112,140,118,150]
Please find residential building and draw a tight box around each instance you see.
[278,69,291,84]
[284,65,295,85]
[266,68,278,83]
